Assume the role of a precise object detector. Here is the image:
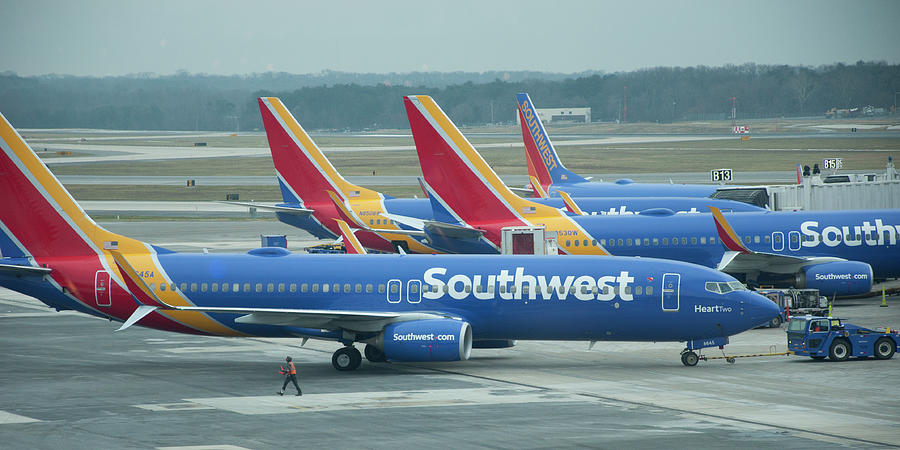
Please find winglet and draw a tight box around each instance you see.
[325,190,365,228]
[557,191,585,216]
[709,207,751,253]
[529,175,548,199]
[417,178,430,198]
[334,220,367,254]
[109,251,173,307]
[796,163,803,184]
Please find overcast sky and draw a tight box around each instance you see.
[3,0,899,77]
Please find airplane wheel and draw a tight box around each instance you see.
[828,339,851,362]
[768,315,782,328]
[681,351,699,367]
[364,344,387,363]
[726,357,736,364]
[874,338,896,360]
[332,346,362,371]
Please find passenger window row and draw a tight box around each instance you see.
[423,284,655,296]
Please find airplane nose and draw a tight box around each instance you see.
[742,291,781,327]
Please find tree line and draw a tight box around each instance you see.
[1,62,897,131]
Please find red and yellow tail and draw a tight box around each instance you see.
[403,95,561,231]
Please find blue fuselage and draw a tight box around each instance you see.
[1,254,777,342]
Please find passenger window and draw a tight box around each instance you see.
[301,283,309,293]
[243,283,250,293]
[626,238,633,246]
[624,286,632,295]
[646,286,653,295]
[617,239,624,246]
[190,283,198,292]
[566,240,571,246]
[636,286,643,295]
[410,283,420,293]
[148,282,156,292]
[369,219,374,225]
[652,238,659,246]
[662,237,669,245]
[180,282,188,292]
[255,283,263,293]
[643,238,649,246]
[744,236,751,244]
[475,285,483,293]
[201,283,208,292]
[312,284,319,293]
[390,284,398,294]
[700,237,706,245]
[691,237,697,245]
[500,285,506,294]
[376,219,381,225]
[592,240,597,246]
[232,283,239,292]
[343,283,351,293]
[266,283,274,293]
[488,285,495,294]
[378,284,385,294]
[600,239,606,245]
[510,286,517,294]
[221,283,229,293]
[790,234,798,242]
[602,286,610,295]
[764,235,770,243]
[607,239,614,247]
[574,240,579,247]
[464,284,471,293]
[160,283,167,292]
[681,237,687,245]
[289,283,297,293]
[754,236,760,244]
[210,283,218,293]
[278,283,285,293]
[365,283,373,293]
[322,284,330,293]
[633,238,640,246]
[355,283,362,293]
[333,283,340,293]
[583,239,589,247]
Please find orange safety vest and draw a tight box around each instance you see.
[287,361,296,375]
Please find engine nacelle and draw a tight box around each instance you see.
[795,261,873,296]
[473,340,517,349]
[380,319,472,362]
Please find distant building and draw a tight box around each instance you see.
[516,107,591,124]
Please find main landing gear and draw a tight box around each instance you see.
[332,346,362,371]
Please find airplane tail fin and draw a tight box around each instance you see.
[0,112,144,260]
[516,93,587,186]
[796,164,803,185]
[258,97,385,208]
[404,95,560,229]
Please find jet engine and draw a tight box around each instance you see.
[378,319,472,362]
[795,261,873,296]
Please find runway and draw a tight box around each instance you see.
[2,221,899,448]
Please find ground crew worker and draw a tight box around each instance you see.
[278,356,302,396]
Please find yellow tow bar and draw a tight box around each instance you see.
[698,346,794,364]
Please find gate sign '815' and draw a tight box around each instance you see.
[710,168,733,182]
[824,158,843,170]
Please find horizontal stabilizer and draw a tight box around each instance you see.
[220,201,314,216]
[334,219,366,254]
[0,263,52,276]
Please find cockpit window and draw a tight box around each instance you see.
[705,281,748,294]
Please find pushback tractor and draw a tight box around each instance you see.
[787,316,900,361]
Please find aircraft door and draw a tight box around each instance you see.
[661,273,680,311]
[95,270,112,307]
[387,279,402,304]
[407,280,421,304]
[772,231,784,251]
[788,231,801,251]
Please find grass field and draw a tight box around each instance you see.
[48,137,897,178]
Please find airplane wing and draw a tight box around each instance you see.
[710,206,845,274]
[423,221,486,241]
[334,219,367,254]
[220,201,314,216]
[716,251,845,274]
[109,251,454,333]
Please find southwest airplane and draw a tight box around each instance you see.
[0,111,779,369]
[252,97,760,254]
[517,92,726,199]
[404,95,898,297]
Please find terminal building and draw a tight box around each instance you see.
[516,107,591,124]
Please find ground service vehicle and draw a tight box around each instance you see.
[787,316,900,361]
[757,288,828,327]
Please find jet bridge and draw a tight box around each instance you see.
[501,226,559,255]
